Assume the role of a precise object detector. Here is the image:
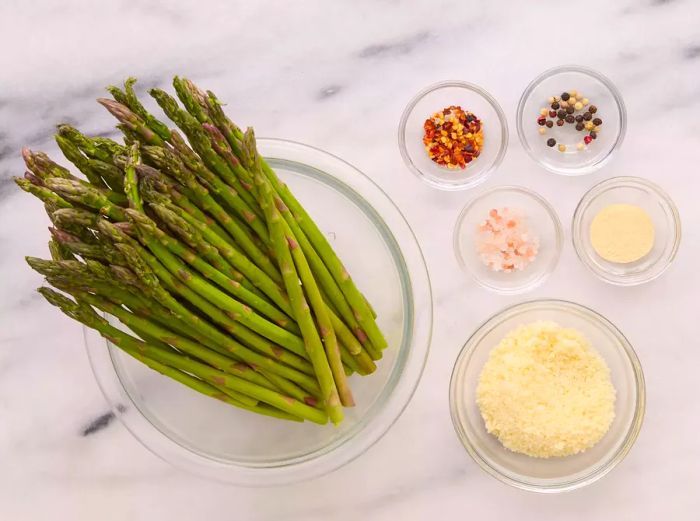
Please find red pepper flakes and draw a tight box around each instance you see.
[423,105,484,169]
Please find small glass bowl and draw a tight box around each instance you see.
[517,65,626,175]
[398,81,508,190]
[572,176,681,286]
[453,186,563,294]
[449,299,645,493]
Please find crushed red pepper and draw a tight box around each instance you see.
[423,105,483,169]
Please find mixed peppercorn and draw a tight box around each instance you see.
[537,91,603,152]
[423,105,484,169]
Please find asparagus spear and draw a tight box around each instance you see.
[43,178,127,220]
[123,143,142,211]
[97,98,165,146]
[56,124,127,163]
[256,167,343,424]
[54,134,108,188]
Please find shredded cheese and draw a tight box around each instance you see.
[476,321,616,458]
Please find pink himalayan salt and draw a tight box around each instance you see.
[475,207,539,272]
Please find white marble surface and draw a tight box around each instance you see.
[1,1,699,519]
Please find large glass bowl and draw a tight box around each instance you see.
[85,138,432,486]
[449,299,645,492]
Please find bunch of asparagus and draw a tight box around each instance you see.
[16,77,387,425]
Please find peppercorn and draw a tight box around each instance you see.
[545,120,554,128]
[538,116,546,126]
[566,115,575,123]
[547,138,556,147]
[558,144,567,152]
[584,135,593,145]
[556,119,565,127]
[549,110,557,118]
[547,96,555,104]
[575,115,584,123]
[538,127,547,135]
[592,117,602,126]
[582,98,589,106]
[576,122,584,131]
[584,121,594,130]
[589,131,597,139]
[576,142,585,151]
[557,109,566,119]
[583,112,592,121]
[574,102,583,111]
[589,105,598,114]
[551,102,560,110]
[540,108,549,116]
[561,92,570,101]
[566,106,575,114]
[560,101,569,109]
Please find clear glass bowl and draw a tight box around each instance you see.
[517,65,626,175]
[572,176,681,286]
[85,138,433,486]
[453,186,563,294]
[398,81,508,190]
[449,299,645,493]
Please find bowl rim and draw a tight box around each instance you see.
[398,80,509,191]
[452,185,563,294]
[516,64,627,176]
[571,176,682,286]
[84,137,433,486]
[448,298,646,493]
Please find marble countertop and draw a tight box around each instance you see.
[1,1,699,519]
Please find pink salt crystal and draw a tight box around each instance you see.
[474,207,539,272]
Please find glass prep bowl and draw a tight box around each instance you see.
[398,81,508,190]
[572,176,681,286]
[449,299,645,493]
[517,65,626,175]
[453,186,563,294]
[85,138,433,486]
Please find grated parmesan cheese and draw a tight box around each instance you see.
[476,321,616,458]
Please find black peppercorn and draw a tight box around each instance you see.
[592,117,602,126]
[576,122,584,131]
[566,106,575,114]
[575,115,584,123]
[589,105,597,114]
[547,138,556,147]
[566,115,575,123]
[583,112,592,121]
[556,119,565,127]
[557,109,566,119]
[561,92,570,101]
[589,131,597,139]
[551,102,560,110]
[545,120,554,128]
